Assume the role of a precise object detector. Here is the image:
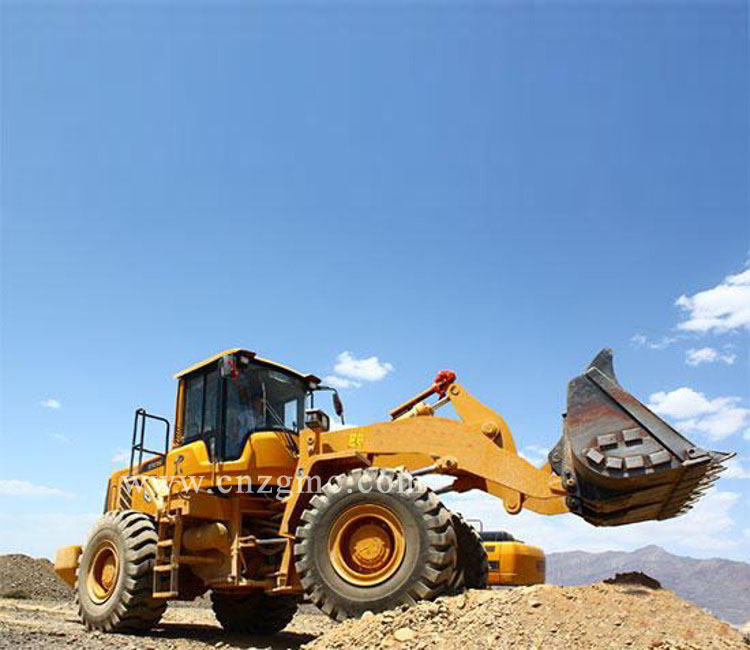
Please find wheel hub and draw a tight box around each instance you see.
[329,504,406,586]
[87,541,119,603]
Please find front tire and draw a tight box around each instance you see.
[294,467,457,620]
[448,511,488,591]
[211,591,298,634]
[76,510,166,632]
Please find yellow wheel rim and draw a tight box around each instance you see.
[328,504,406,586]
[87,540,119,603]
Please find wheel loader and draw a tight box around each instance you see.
[54,347,732,634]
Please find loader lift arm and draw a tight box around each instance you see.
[280,349,732,538]
[280,381,567,544]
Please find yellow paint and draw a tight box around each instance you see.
[173,347,319,383]
[328,503,406,586]
[173,348,243,378]
[87,540,119,603]
[54,545,82,588]
[347,430,364,449]
[84,355,573,603]
[484,541,545,586]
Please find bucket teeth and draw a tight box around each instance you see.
[558,350,735,527]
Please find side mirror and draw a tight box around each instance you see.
[332,392,345,423]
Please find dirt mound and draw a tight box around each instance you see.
[303,582,746,650]
[0,554,72,601]
[604,571,662,590]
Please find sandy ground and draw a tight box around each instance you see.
[0,598,336,650]
[1,581,747,650]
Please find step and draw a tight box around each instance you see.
[174,554,221,566]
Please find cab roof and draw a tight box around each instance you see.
[173,348,321,385]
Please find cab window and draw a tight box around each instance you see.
[184,374,204,442]
[203,370,219,436]
[222,365,306,461]
[183,369,220,447]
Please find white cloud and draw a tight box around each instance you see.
[723,457,750,480]
[648,336,680,350]
[685,347,736,366]
[630,334,647,349]
[629,333,681,350]
[680,407,750,440]
[443,487,743,559]
[519,444,549,466]
[49,433,70,444]
[334,351,393,382]
[40,398,61,409]
[676,267,750,333]
[648,387,722,419]
[112,449,129,463]
[0,479,74,499]
[648,387,750,440]
[745,430,750,441]
[0,512,99,560]
[324,375,362,390]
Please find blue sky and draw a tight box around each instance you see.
[1,1,748,561]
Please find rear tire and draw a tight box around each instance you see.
[76,510,166,632]
[448,512,488,591]
[211,591,297,634]
[294,467,457,620]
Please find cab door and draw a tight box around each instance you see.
[172,366,221,479]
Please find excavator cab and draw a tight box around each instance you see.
[480,531,545,587]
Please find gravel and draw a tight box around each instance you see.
[0,555,72,601]
[302,583,748,650]
[1,554,745,649]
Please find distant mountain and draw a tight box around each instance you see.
[546,544,750,625]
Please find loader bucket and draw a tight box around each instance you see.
[549,349,733,527]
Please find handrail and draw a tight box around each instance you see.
[129,408,171,476]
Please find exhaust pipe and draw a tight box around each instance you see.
[549,349,733,527]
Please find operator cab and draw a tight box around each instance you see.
[174,349,333,461]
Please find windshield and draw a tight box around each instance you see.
[224,362,306,460]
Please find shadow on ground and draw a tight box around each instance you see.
[61,617,317,649]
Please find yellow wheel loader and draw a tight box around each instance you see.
[54,348,732,633]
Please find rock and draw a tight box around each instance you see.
[393,627,416,642]
[605,572,662,590]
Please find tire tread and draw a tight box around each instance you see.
[75,509,166,632]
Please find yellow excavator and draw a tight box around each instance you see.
[54,348,731,633]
